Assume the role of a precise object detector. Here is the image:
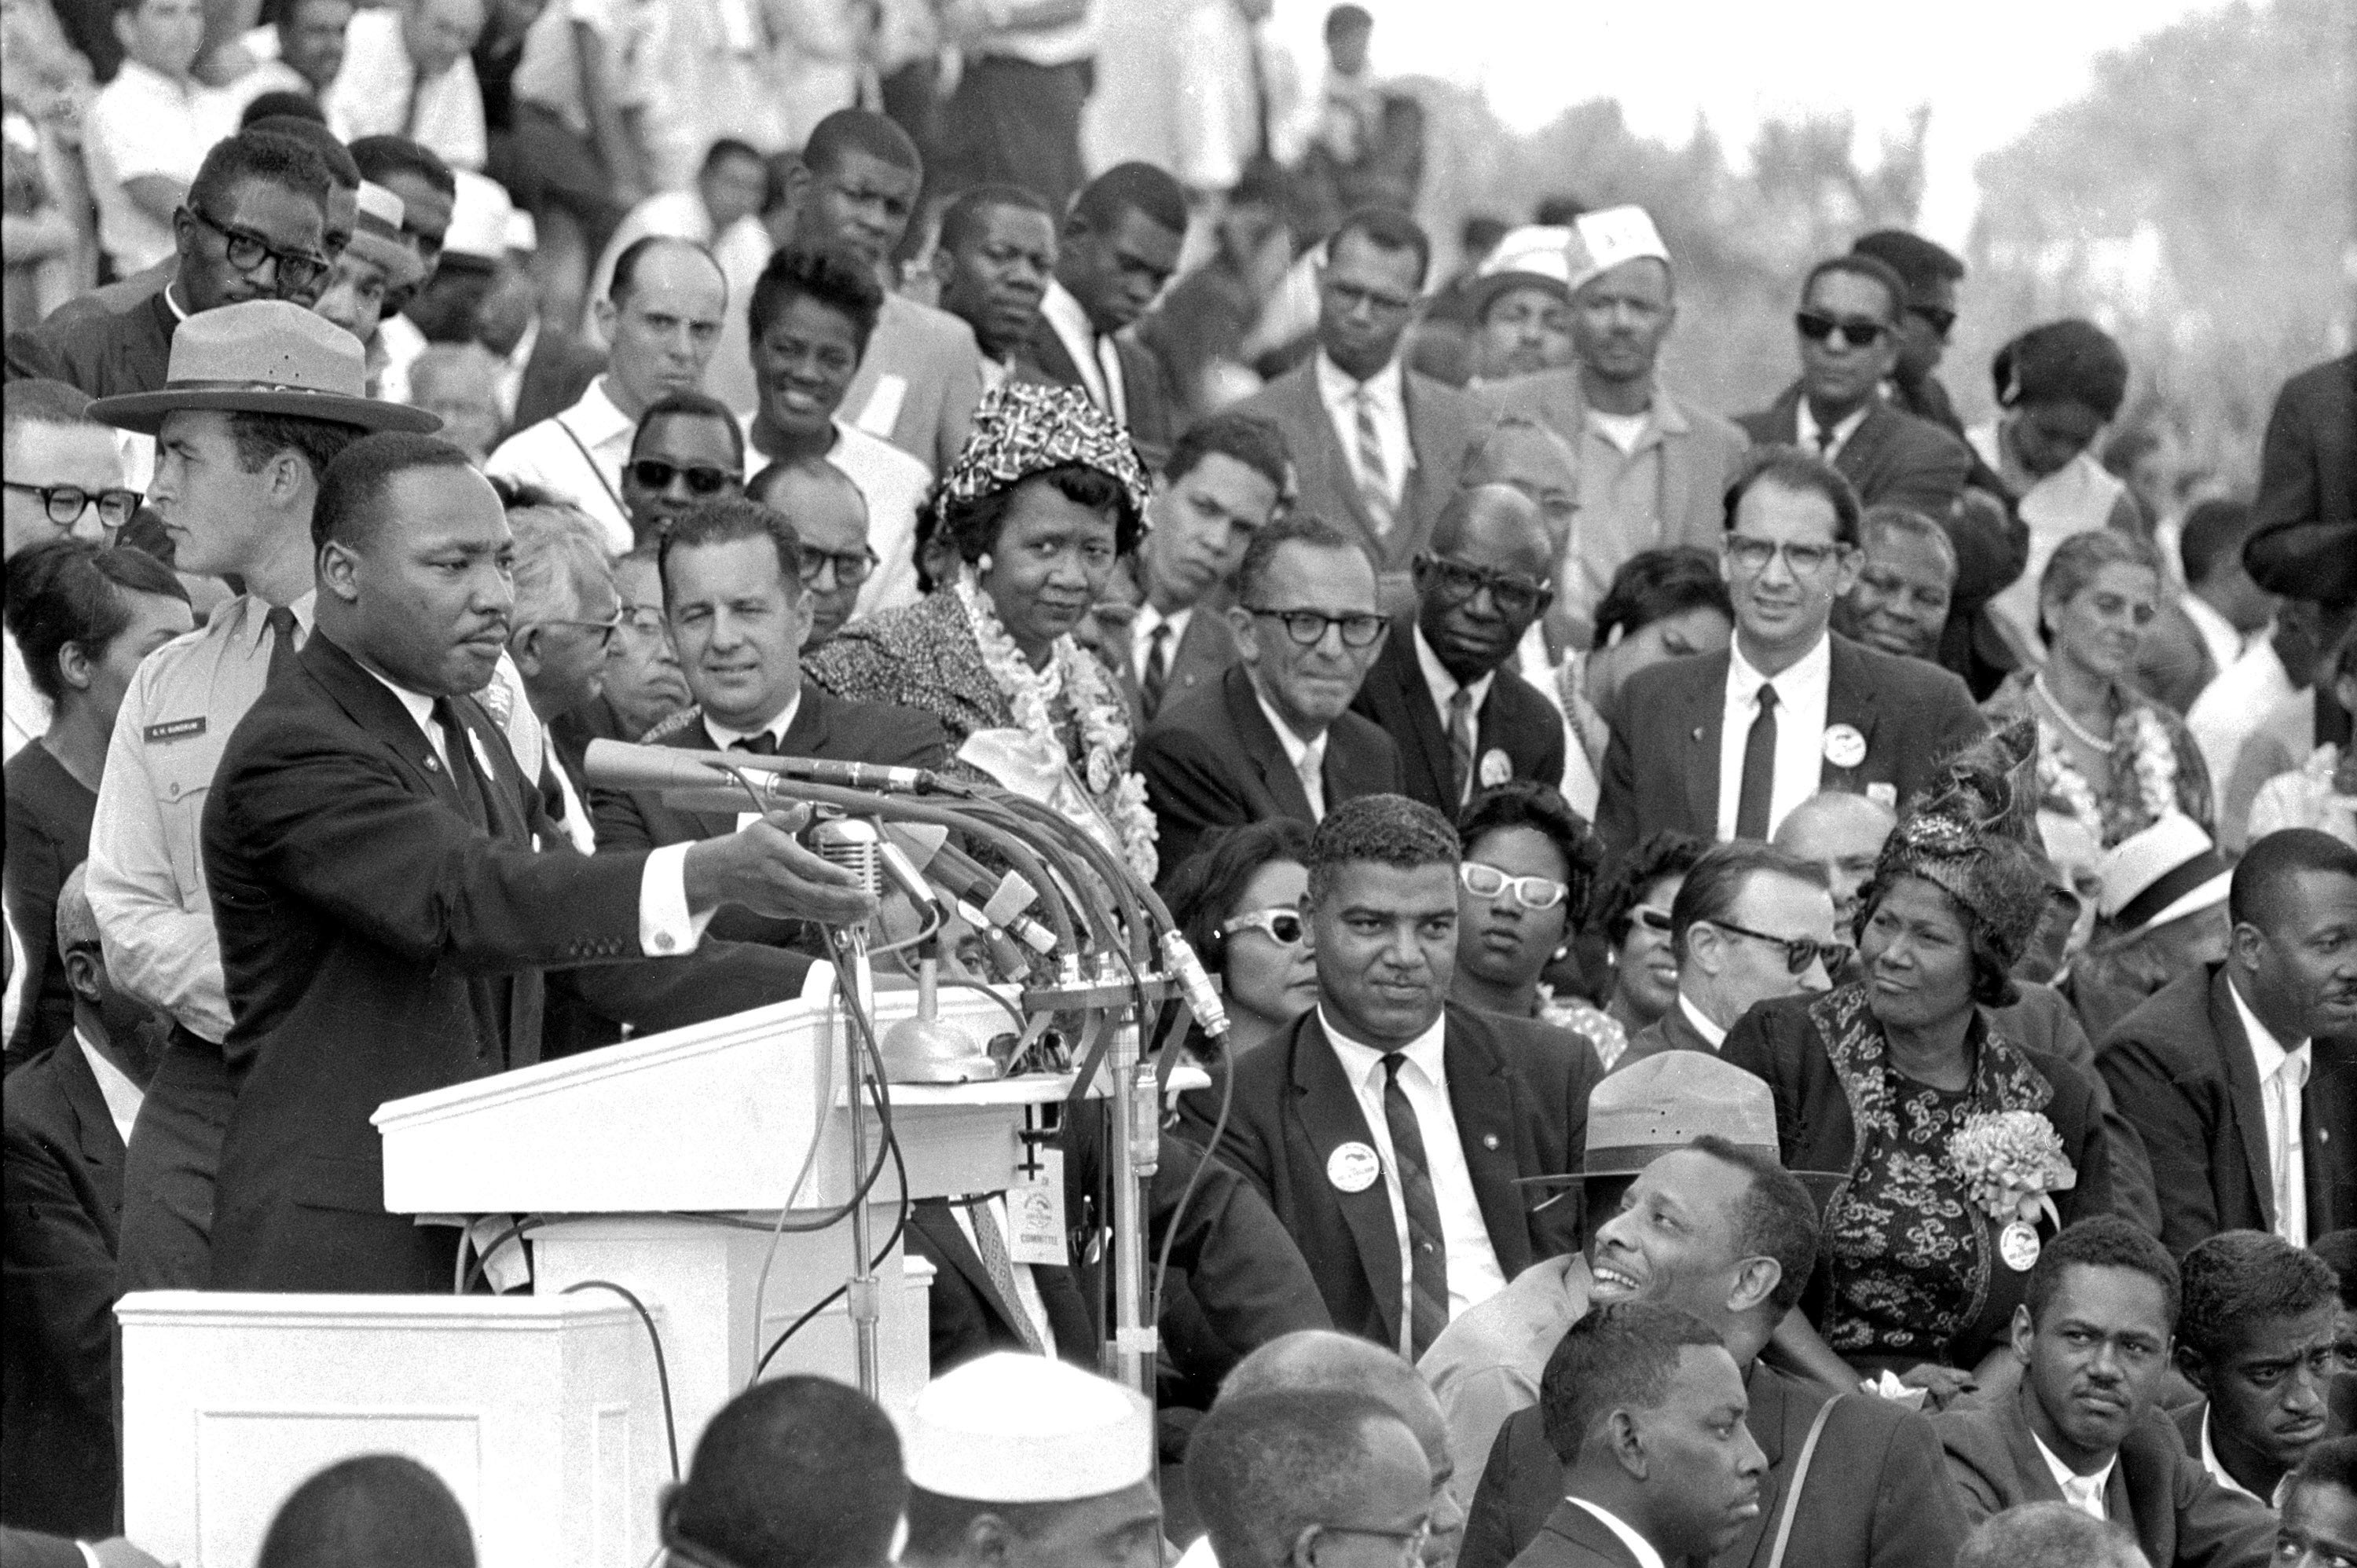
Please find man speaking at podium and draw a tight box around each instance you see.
[201,434,881,1294]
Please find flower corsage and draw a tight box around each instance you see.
[1948,1109,2077,1271]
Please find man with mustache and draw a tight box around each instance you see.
[2173,1230,2343,1508]
[1934,1217,2275,1567]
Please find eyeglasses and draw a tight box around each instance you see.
[618,603,668,633]
[1222,907,1307,947]
[535,614,623,651]
[1794,310,1890,350]
[185,204,329,293]
[1247,606,1388,649]
[1908,303,1958,339]
[1415,553,1552,619]
[1703,918,1853,976]
[2,481,143,531]
[1724,534,1849,577]
[1302,1519,1431,1568]
[626,459,741,496]
[1460,862,1567,910]
[797,545,879,591]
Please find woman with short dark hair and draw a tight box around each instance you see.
[1160,819,1317,1058]
[1449,782,1618,1066]
[1554,547,1732,815]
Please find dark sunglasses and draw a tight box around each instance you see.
[1632,905,1673,934]
[1415,553,1552,619]
[1222,907,1307,947]
[2,480,142,531]
[627,459,741,496]
[186,204,329,293]
[1794,310,1890,350]
[1247,606,1388,649]
[1908,303,1958,339]
[1705,917,1853,976]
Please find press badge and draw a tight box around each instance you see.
[1006,1148,1068,1266]
[145,716,206,743]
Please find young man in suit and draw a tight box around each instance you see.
[933,185,1059,392]
[1127,412,1289,728]
[1350,483,1565,815]
[1515,1303,1767,1568]
[1594,447,1987,863]
[2173,1229,2343,1508]
[1138,516,1403,872]
[1027,162,1190,471]
[2101,827,2357,1258]
[1175,794,1599,1360]
[1934,1217,2276,1568]
[200,434,879,1294]
[1223,207,1482,609]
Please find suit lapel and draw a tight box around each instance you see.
[911,1202,1030,1339]
[2001,1384,2067,1504]
[1838,404,1895,490]
[1820,637,1882,791]
[52,1034,126,1178]
[1684,651,1731,832]
[1288,1012,1406,1347]
[1445,1008,1530,1276]
[304,634,470,811]
[2208,970,2278,1228]
[1226,669,1318,822]
[1292,368,1381,551]
[1370,622,1453,806]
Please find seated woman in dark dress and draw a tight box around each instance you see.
[1724,720,2113,1394]
[2,537,189,1064]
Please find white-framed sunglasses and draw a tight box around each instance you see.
[1222,906,1307,947]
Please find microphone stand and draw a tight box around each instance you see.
[815,818,884,1397]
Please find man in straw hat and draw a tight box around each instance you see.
[898,1352,1162,1568]
[1464,225,1575,387]
[1431,1052,1967,1568]
[312,181,427,390]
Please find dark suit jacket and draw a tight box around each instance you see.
[0,1528,93,1568]
[1593,632,1989,863]
[2096,965,2357,1258]
[1121,596,1240,731]
[1505,1500,1644,1568]
[1,1039,125,1537]
[1174,1003,1596,1350]
[2245,351,2357,607]
[1025,317,1186,471]
[1349,617,1565,815]
[3,278,176,398]
[1935,1384,2275,1568]
[505,325,606,438]
[201,633,808,1292]
[905,1197,1098,1372]
[1224,357,1483,591]
[1464,1361,1966,1568]
[1737,388,1975,525]
[1609,995,1717,1072]
[1138,663,1404,875]
[2,742,94,1066]
[1991,980,2160,1232]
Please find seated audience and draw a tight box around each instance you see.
[618,389,746,548]
[1586,830,1709,1044]
[1617,840,1839,1070]
[2173,1229,2342,1508]
[3,539,191,1063]
[659,1375,905,1568]
[254,1453,476,1568]
[1953,1503,2151,1568]
[1834,502,1958,665]
[2248,621,2357,848]
[1769,788,1897,942]
[1449,782,1615,1068]
[1551,545,1734,818]
[2066,813,2232,1046]
[1934,1217,2275,1568]
[1160,818,1318,1059]
[1139,515,1402,870]
[1186,1390,1434,1568]
[746,457,874,650]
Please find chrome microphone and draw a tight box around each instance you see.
[809,816,884,897]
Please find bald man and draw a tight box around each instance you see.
[1458,418,1589,807]
[1771,789,1895,950]
[1350,485,1567,817]
[749,458,871,650]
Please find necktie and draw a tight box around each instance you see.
[1734,682,1779,841]
[1354,387,1395,537]
[2061,1471,2106,1522]
[1447,686,1479,807]
[1296,749,1325,820]
[730,732,779,757]
[431,698,491,834]
[1814,420,1838,457]
[969,1200,1047,1354]
[1380,1053,1450,1359]
[1140,621,1172,721]
[2265,1050,2311,1244]
[262,603,302,687]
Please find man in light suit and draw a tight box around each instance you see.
[1139,517,1403,874]
[201,435,878,1294]
[1349,484,1564,815]
[776,112,984,478]
[2098,828,2357,1258]
[1175,795,1599,1361]
[1025,162,1190,471]
[1594,448,1987,863]
[1224,207,1483,610]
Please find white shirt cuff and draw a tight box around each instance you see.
[638,841,714,957]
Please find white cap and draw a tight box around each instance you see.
[2097,813,2231,933]
[1565,205,1670,295]
[904,1353,1153,1503]
[444,170,515,262]
[1470,225,1574,312]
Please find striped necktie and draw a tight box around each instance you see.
[1381,1052,1450,1358]
[1354,386,1395,537]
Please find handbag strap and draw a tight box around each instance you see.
[552,415,628,518]
[1765,1393,1844,1568]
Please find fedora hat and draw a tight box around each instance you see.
[1520,1050,1844,1201]
[88,299,442,436]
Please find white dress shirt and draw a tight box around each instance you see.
[1413,623,1495,757]
[1039,279,1126,423]
[78,1028,145,1147]
[2032,1430,2117,1522]
[702,690,805,829]
[1320,1006,1508,1356]
[1677,992,1728,1049]
[2179,593,2246,681]
[83,60,229,274]
[1716,632,1834,842]
[1315,351,1411,511]
[325,6,489,171]
[1252,685,1327,819]
[2200,1405,2290,1508]
[1563,1498,1666,1568]
[2229,972,2311,1245]
[1794,398,1871,464]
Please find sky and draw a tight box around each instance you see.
[1259,0,2222,246]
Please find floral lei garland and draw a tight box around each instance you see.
[2034,694,2178,845]
[955,571,1160,882]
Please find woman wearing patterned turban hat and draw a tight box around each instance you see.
[1725,719,2116,1394]
[807,383,1160,880]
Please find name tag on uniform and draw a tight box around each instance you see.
[144,716,207,743]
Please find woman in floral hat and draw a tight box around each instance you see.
[1984,527,2211,848]
[807,383,1159,882]
[1724,720,2114,1395]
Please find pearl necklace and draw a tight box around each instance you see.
[2033,673,2114,752]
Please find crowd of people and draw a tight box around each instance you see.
[2,0,2355,1564]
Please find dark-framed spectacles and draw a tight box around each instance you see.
[1460,862,1567,911]
[185,204,329,293]
[797,545,880,591]
[1908,303,1958,339]
[1794,310,1890,350]
[1724,534,1848,577]
[535,614,624,651]
[1703,917,1852,976]
[1247,606,1388,649]
[2,481,143,532]
[1414,552,1551,619]
[626,458,741,496]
